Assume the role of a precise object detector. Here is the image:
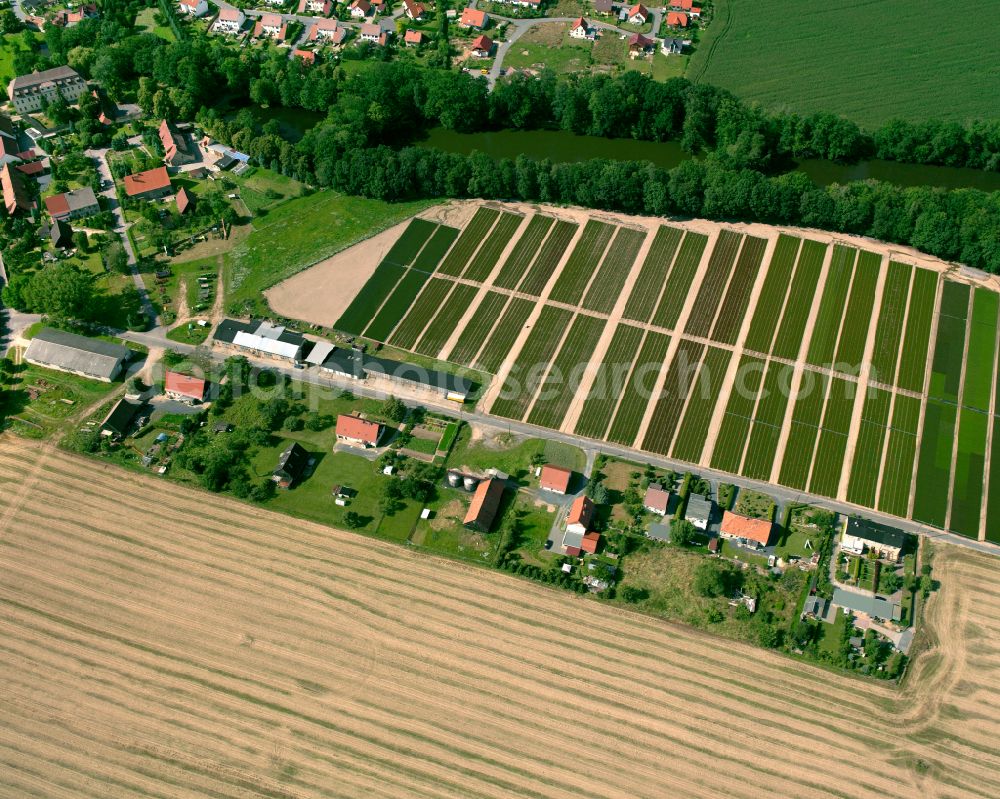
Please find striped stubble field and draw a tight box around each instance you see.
[1,436,999,798]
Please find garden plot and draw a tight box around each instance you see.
[581,227,647,314]
[771,238,826,359]
[805,244,857,367]
[650,232,708,330]
[709,235,768,345]
[494,215,554,290]
[518,220,579,296]
[743,234,801,354]
[684,229,744,338]
[574,324,646,441]
[437,206,501,276]
[547,220,616,306]
[670,346,733,464]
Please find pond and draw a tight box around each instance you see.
[243,107,327,142]
[417,128,1000,192]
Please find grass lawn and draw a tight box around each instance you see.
[721,538,769,568]
[0,33,28,87]
[617,545,805,643]
[166,323,212,345]
[447,426,586,485]
[1,362,119,440]
[504,29,593,74]
[253,443,421,543]
[228,168,305,215]
[150,256,218,322]
[135,8,176,42]
[817,610,850,657]
[686,0,1000,126]
[733,488,776,520]
[226,190,435,315]
[774,527,815,561]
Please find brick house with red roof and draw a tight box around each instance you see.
[124,166,171,200]
[539,465,573,495]
[164,370,207,403]
[719,511,774,550]
[335,414,383,448]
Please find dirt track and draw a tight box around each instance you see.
[0,435,998,798]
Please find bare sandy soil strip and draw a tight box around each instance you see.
[1,437,998,797]
[265,219,412,328]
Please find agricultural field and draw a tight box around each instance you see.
[687,0,1000,127]
[320,201,1000,540]
[2,440,1000,797]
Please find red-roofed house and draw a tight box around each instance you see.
[404,29,424,46]
[459,8,487,29]
[471,34,494,57]
[643,482,672,516]
[44,187,99,220]
[0,136,21,167]
[403,0,426,20]
[671,0,701,15]
[297,0,332,14]
[569,18,594,39]
[213,8,245,34]
[358,23,389,45]
[666,10,688,27]
[463,478,505,532]
[1,163,32,216]
[178,0,208,16]
[124,166,171,200]
[628,33,655,55]
[349,0,372,18]
[294,48,316,63]
[15,160,46,177]
[539,465,572,495]
[309,18,347,43]
[719,511,774,550]
[176,187,193,214]
[566,495,594,536]
[158,119,195,167]
[628,3,648,24]
[335,414,382,448]
[254,14,288,40]
[164,370,207,403]
[580,531,600,555]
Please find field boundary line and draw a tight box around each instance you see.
[633,228,721,450]
[765,237,804,354]
[837,253,890,501]
[769,241,835,484]
[436,213,532,360]
[944,291,975,531]
[562,226,657,434]
[979,302,1000,540]
[907,275,945,518]
[479,223,588,411]
[873,264,916,510]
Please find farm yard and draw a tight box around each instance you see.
[2,439,1000,798]
[686,0,1000,127]
[294,200,1000,542]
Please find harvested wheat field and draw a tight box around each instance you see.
[0,436,998,799]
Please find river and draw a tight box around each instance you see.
[417,128,1000,192]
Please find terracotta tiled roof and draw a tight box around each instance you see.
[335,414,381,444]
[720,511,773,546]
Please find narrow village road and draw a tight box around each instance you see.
[110,325,1000,560]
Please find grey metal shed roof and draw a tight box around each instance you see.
[25,328,129,380]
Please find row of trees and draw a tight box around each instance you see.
[314,144,1000,274]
